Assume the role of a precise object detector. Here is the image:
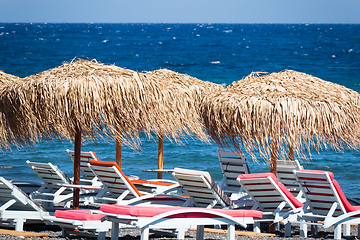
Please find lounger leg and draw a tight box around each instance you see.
[196,225,204,240]
[275,222,280,231]
[311,223,318,236]
[300,220,307,238]
[14,218,25,232]
[284,222,291,237]
[97,231,106,240]
[334,224,341,240]
[343,224,350,237]
[140,227,150,240]
[175,228,186,240]
[253,222,260,233]
[110,222,119,240]
[227,224,235,240]
[358,224,360,238]
[61,227,69,238]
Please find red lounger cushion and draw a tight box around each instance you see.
[54,210,105,221]
[238,172,303,209]
[100,204,263,219]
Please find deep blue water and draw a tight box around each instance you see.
[0,23,360,196]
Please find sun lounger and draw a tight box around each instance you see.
[294,169,360,239]
[27,160,98,207]
[0,177,51,231]
[43,209,112,240]
[217,150,304,200]
[100,204,263,240]
[276,159,304,198]
[88,160,186,206]
[66,149,102,187]
[67,149,175,194]
[217,149,250,199]
[237,172,304,236]
[172,168,253,209]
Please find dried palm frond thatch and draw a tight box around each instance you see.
[0,60,210,148]
[145,68,224,141]
[201,70,360,172]
[0,71,22,148]
[0,70,20,85]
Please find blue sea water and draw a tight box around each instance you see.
[0,23,360,196]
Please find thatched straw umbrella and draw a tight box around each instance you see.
[201,70,360,174]
[0,71,21,148]
[0,60,208,208]
[145,69,224,178]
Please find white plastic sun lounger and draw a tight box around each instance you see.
[66,149,102,187]
[237,172,304,236]
[43,209,112,240]
[27,160,98,207]
[217,149,250,199]
[88,160,186,206]
[276,159,304,198]
[99,204,263,240]
[172,168,253,209]
[0,177,51,231]
[294,169,360,239]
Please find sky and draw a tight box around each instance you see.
[1,0,360,23]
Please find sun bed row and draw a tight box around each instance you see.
[2,149,359,239]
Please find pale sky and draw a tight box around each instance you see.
[1,0,360,23]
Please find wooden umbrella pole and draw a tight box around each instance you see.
[270,135,277,176]
[288,144,294,161]
[157,133,164,179]
[269,135,278,233]
[73,129,81,210]
[116,132,122,167]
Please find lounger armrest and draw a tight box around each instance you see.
[279,206,305,224]
[117,193,188,206]
[147,179,178,184]
[140,208,249,228]
[323,204,360,228]
[53,183,102,190]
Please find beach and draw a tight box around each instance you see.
[1,23,360,198]
[0,23,360,239]
[0,222,357,239]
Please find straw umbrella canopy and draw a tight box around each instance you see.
[201,70,360,174]
[145,69,224,178]
[0,70,20,85]
[0,71,22,149]
[0,59,208,208]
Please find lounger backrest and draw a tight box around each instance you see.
[0,177,45,212]
[294,170,350,217]
[66,149,99,180]
[217,150,250,193]
[88,160,141,200]
[26,160,72,194]
[237,173,303,213]
[276,160,303,195]
[172,167,233,209]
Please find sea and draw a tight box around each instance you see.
[0,23,360,197]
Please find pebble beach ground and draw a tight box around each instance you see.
[0,223,358,240]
